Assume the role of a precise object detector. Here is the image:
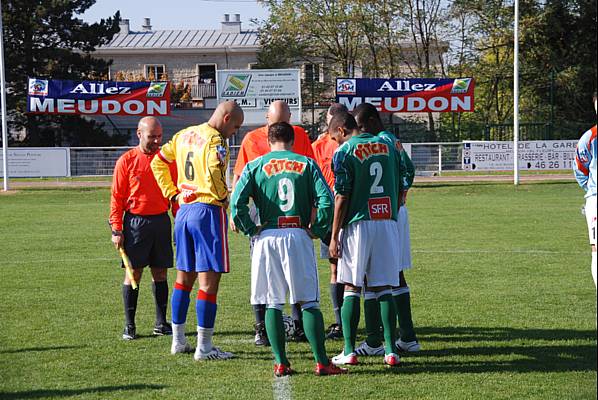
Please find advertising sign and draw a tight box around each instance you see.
[216,69,301,124]
[462,140,578,171]
[336,77,474,113]
[26,78,171,116]
[0,148,70,177]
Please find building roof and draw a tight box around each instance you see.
[98,29,259,51]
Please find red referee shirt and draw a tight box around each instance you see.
[109,146,177,231]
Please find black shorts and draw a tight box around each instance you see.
[123,212,173,269]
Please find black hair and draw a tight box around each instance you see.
[328,112,358,133]
[268,122,294,144]
[327,103,349,117]
[351,103,383,133]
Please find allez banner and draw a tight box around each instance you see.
[336,77,474,113]
[26,78,171,116]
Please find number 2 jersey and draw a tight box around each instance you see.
[333,132,402,226]
[151,123,229,207]
[231,150,333,238]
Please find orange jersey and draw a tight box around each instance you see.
[311,133,338,189]
[109,146,177,231]
[233,125,315,176]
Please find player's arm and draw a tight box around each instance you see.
[329,150,352,258]
[573,129,593,191]
[150,138,179,201]
[309,161,334,239]
[207,135,230,205]
[109,156,129,248]
[230,166,259,236]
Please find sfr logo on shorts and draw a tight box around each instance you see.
[277,215,301,228]
[368,197,391,220]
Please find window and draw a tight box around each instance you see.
[303,63,323,82]
[145,64,165,80]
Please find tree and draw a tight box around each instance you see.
[1,0,124,146]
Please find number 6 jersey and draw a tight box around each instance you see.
[151,123,229,208]
[231,150,333,239]
[333,132,402,226]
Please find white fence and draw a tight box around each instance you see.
[64,143,463,177]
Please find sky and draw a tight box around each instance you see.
[81,0,270,31]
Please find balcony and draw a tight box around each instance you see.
[191,82,216,99]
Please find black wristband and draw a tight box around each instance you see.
[112,230,123,236]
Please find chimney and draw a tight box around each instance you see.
[221,13,241,34]
[119,18,130,34]
[142,17,152,32]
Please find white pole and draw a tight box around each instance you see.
[0,0,9,191]
[513,0,520,185]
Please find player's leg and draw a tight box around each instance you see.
[150,267,171,335]
[326,255,344,340]
[148,212,174,336]
[332,221,367,365]
[122,267,143,340]
[266,304,292,376]
[121,213,151,340]
[394,272,420,352]
[355,288,384,356]
[249,234,269,346]
[289,303,307,342]
[367,220,401,366]
[585,195,597,288]
[170,270,196,353]
[170,205,196,353]
[193,205,232,360]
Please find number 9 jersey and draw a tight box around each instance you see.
[230,150,333,239]
[151,123,229,208]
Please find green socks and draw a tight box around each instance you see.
[265,308,289,366]
[363,297,383,347]
[379,293,398,355]
[340,294,360,354]
[395,292,417,342]
[302,307,329,365]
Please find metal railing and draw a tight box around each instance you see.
[63,143,462,178]
[191,83,216,99]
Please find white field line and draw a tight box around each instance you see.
[3,249,584,266]
[272,375,292,400]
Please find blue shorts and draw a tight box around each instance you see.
[174,203,230,273]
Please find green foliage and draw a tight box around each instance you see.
[1,0,120,146]
[0,182,595,399]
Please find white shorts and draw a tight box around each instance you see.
[250,228,320,305]
[585,195,597,246]
[337,220,401,288]
[397,206,412,269]
[320,241,331,259]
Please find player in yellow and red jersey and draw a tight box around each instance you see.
[151,101,244,360]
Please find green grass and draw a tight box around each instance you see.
[0,182,595,399]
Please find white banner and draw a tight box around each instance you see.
[216,69,302,125]
[462,140,577,171]
[0,147,70,177]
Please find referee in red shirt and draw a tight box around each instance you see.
[109,117,177,340]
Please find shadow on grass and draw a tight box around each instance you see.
[0,345,85,355]
[360,326,597,374]
[0,384,166,400]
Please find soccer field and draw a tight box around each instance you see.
[0,181,595,400]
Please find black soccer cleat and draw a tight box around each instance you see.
[325,323,343,340]
[254,322,270,346]
[153,322,173,336]
[122,324,137,340]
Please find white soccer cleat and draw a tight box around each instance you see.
[194,346,234,361]
[331,351,358,365]
[355,341,385,356]
[395,338,421,352]
[171,341,194,355]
